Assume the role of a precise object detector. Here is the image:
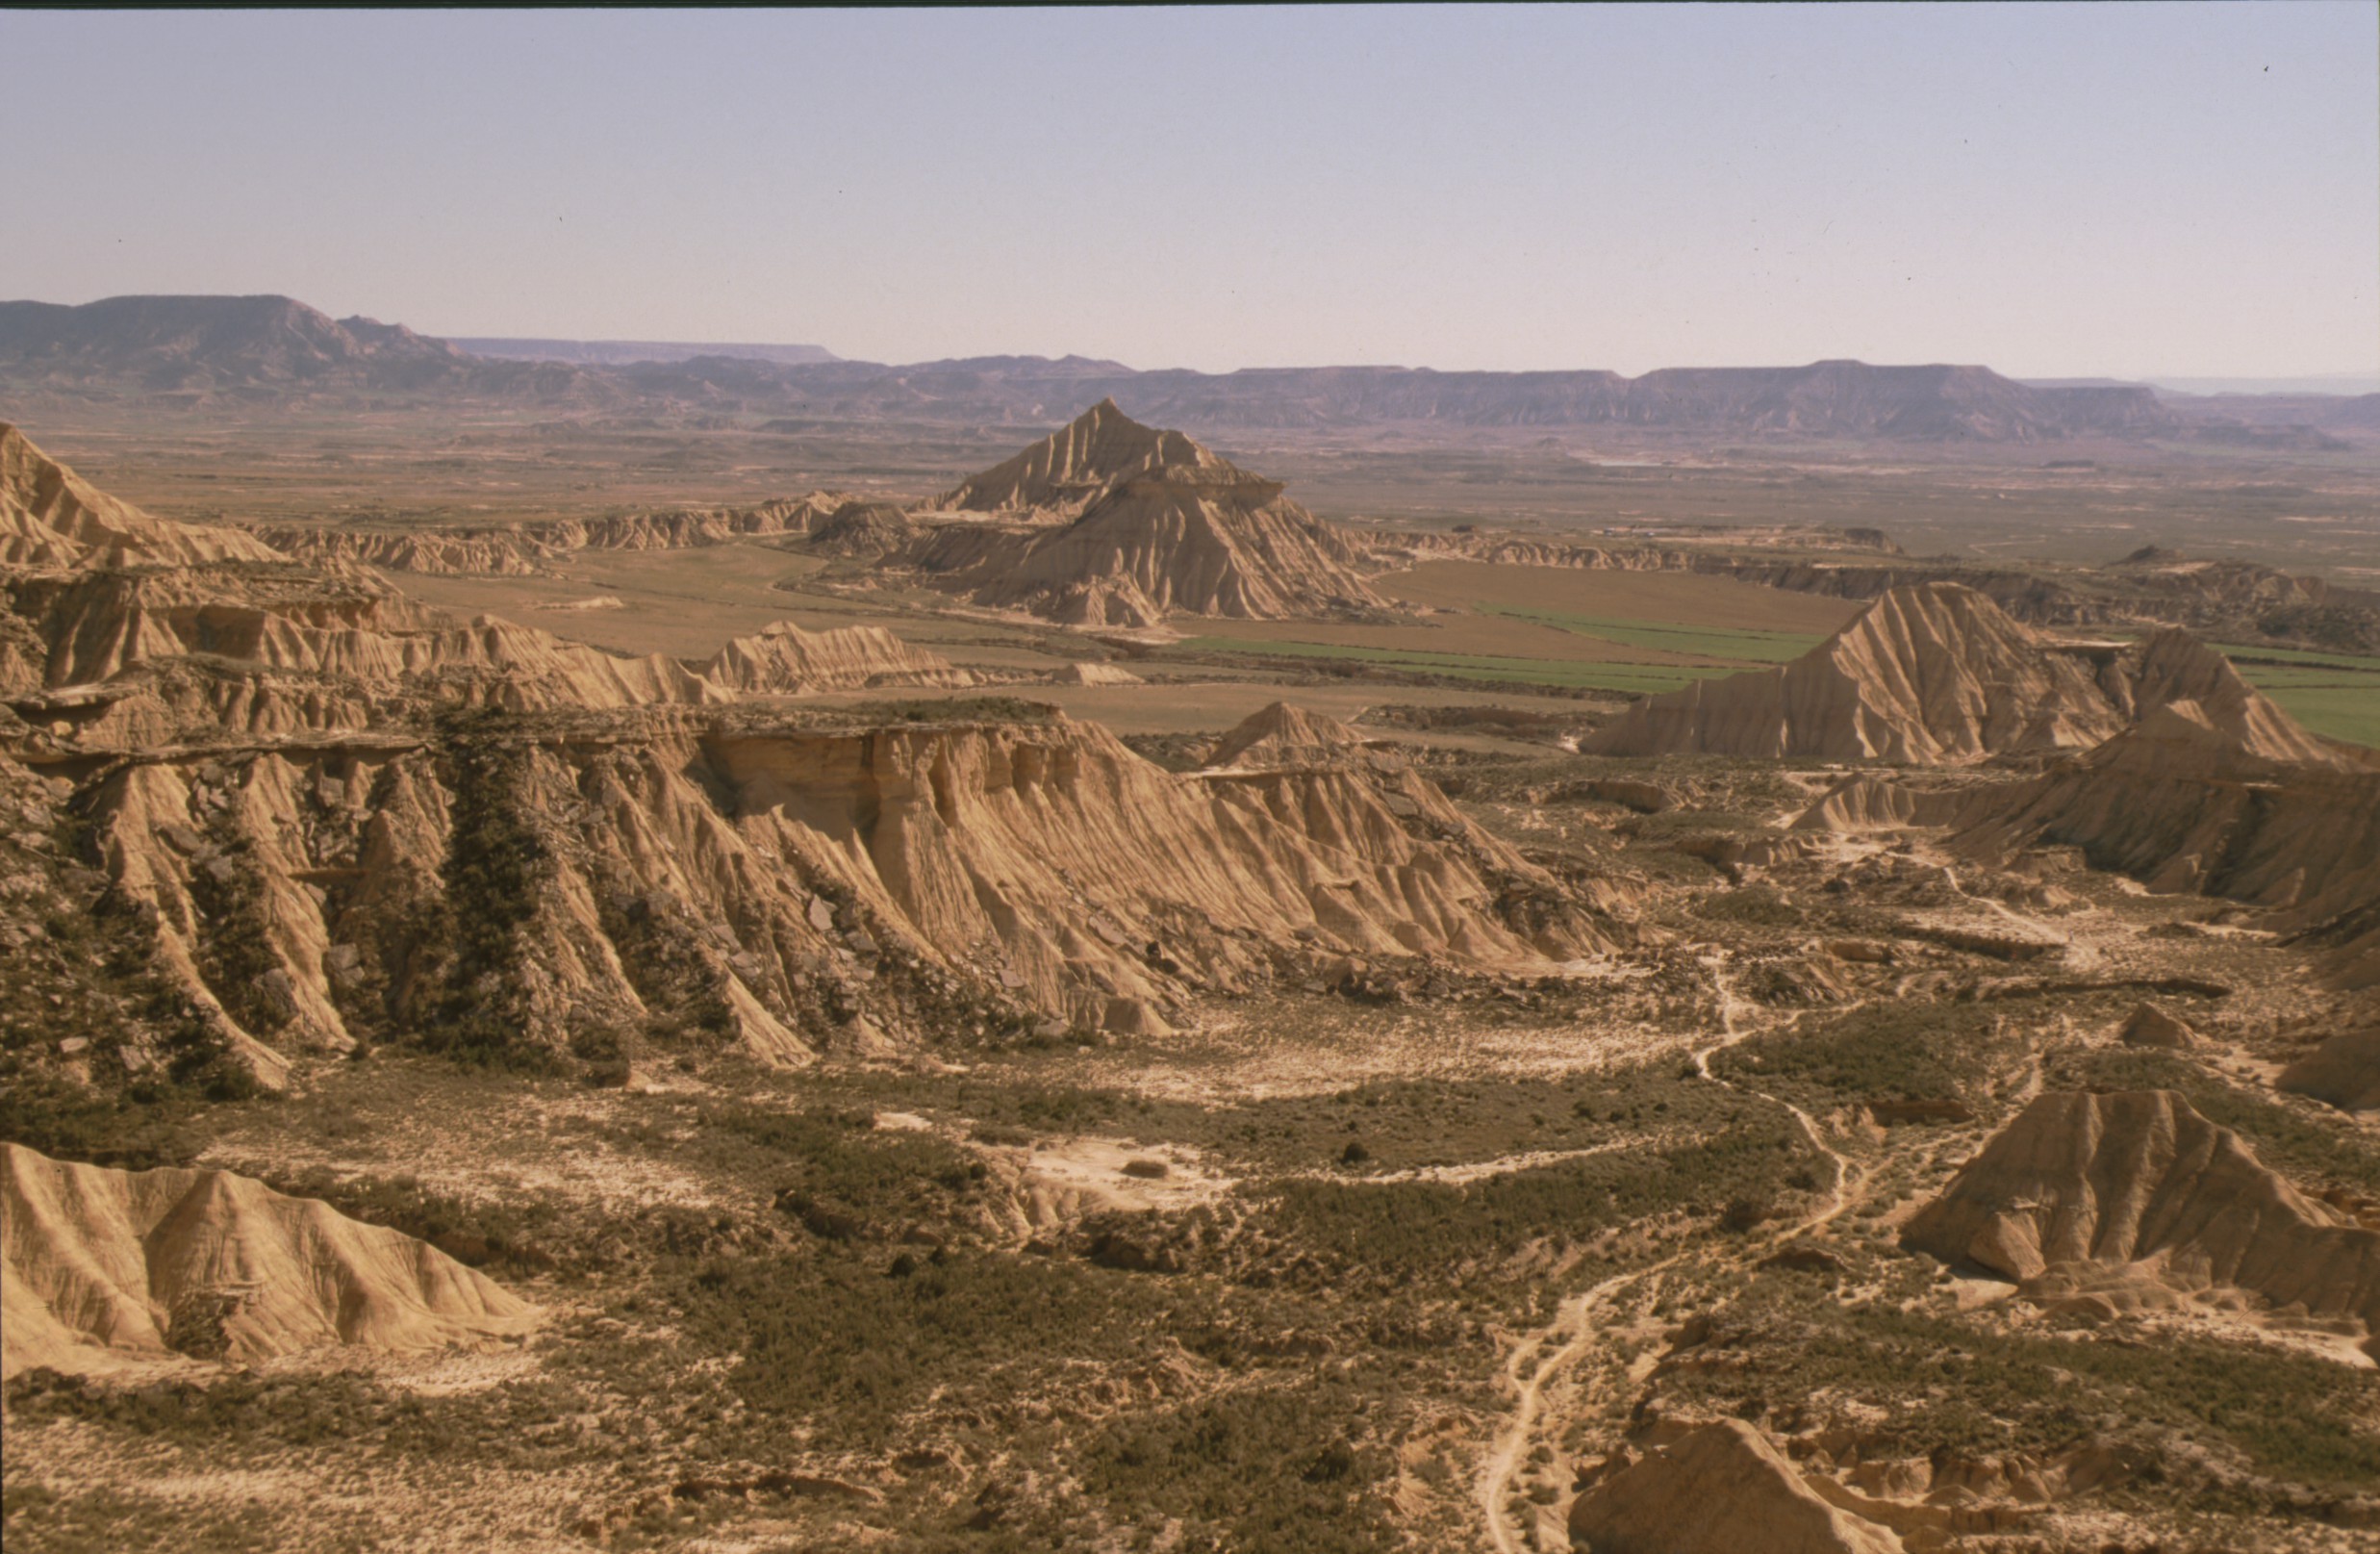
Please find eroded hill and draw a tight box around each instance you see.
[1,412,2374,1554]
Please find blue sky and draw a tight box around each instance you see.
[4,5,2373,376]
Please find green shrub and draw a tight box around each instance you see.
[1085,1382,1391,1552]
[1710,1003,2004,1108]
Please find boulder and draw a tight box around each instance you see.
[2117,1002,2196,1049]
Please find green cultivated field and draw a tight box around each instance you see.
[1177,636,1744,694]
[1481,605,1825,663]
[2220,645,2380,750]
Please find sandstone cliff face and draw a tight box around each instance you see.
[800,500,917,559]
[0,1142,538,1379]
[1903,1090,2380,1349]
[7,565,722,718]
[2,423,286,569]
[1568,1418,1903,1554]
[907,403,1387,624]
[2122,627,2346,767]
[78,713,1617,1075]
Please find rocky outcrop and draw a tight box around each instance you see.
[702,620,971,696]
[933,397,1230,519]
[0,437,965,752]
[2117,1003,2195,1049]
[1205,701,1372,770]
[2279,1030,2380,1113]
[2123,626,2344,766]
[801,500,917,559]
[8,565,720,715]
[0,1142,539,1379]
[79,713,1620,1071]
[905,403,1387,624]
[1049,661,1142,686]
[1568,1418,1902,1554]
[2,423,286,569]
[257,493,850,575]
[1585,584,2303,765]
[1903,1090,2380,1349]
[1950,701,2380,982]
[256,527,546,576]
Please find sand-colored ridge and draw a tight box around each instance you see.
[1205,700,1373,770]
[258,493,851,575]
[1949,700,2380,982]
[908,403,1387,624]
[0,1141,539,1379]
[702,619,973,696]
[933,397,1241,518]
[2,422,287,570]
[1903,1090,2380,1347]
[1567,1417,1903,1554]
[1588,582,2322,767]
[2279,1030,2380,1113]
[77,711,1620,1067]
[1585,582,2125,762]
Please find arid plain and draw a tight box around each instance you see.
[3,297,2379,1554]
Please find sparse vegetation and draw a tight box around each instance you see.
[407,714,560,1068]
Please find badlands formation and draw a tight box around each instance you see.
[0,396,2375,1554]
[1584,580,2332,764]
[906,400,1389,625]
[1,1140,538,1378]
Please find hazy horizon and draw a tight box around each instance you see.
[4,4,2372,380]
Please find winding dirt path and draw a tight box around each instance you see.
[1476,955,1867,1553]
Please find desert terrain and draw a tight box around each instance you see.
[3,297,2379,1554]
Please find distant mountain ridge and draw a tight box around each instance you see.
[3,293,2362,445]
[0,294,605,402]
[451,337,838,367]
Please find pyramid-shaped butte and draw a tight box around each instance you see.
[936,397,1245,519]
[911,402,1386,625]
[1585,581,2335,767]
[1903,1090,2380,1351]
[1206,701,1371,769]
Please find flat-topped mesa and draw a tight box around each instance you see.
[933,397,1253,518]
[2,422,287,570]
[0,1142,540,1380]
[1903,1090,2380,1353]
[702,619,973,695]
[1588,581,2329,766]
[909,402,1386,625]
